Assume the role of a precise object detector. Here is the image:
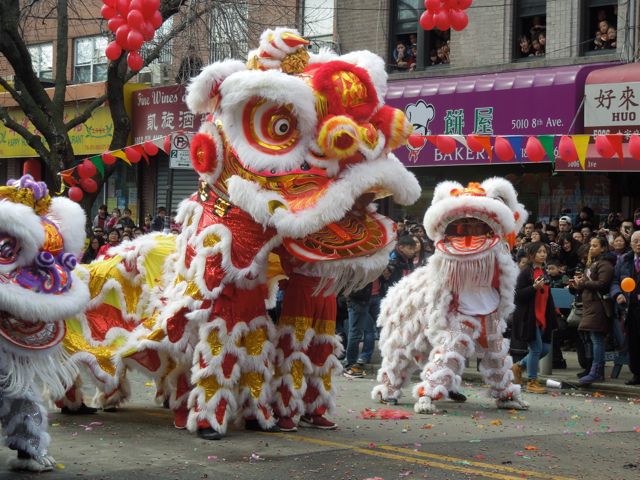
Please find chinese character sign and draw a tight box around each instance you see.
[585,82,640,127]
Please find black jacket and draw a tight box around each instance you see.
[611,250,640,302]
[512,265,557,343]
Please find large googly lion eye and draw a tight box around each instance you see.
[242,97,299,154]
[0,233,20,265]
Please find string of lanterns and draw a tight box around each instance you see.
[407,132,640,167]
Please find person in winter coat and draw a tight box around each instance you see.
[570,236,615,385]
[610,231,640,385]
[511,242,557,394]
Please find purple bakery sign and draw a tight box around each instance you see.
[385,64,612,167]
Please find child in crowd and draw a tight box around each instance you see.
[546,259,569,288]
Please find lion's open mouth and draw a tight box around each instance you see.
[437,216,500,255]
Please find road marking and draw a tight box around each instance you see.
[271,433,574,480]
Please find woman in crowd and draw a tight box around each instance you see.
[97,229,121,259]
[557,233,581,276]
[611,233,629,261]
[511,242,557,394]
[571,236,615,385]
[81,236,104,264]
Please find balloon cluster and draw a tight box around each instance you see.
[101,0,163,71]
[420,0,472,32]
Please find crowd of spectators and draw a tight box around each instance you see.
[83,205,180,263]
[592,8,617,51]
[391,31,450,72]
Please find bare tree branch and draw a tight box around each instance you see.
[52,0,68,107]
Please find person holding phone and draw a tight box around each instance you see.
[511,242,557,394]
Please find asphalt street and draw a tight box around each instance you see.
[2,369,639,480]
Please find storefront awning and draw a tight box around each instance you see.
[385,63,618,168]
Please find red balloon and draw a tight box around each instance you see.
[629,134,640,160]
[150,10,163,29]
[127,51,144,71]
[141,0,161,18]
[466,134,484,153]
[595,135,615,158]
[101,5,117,20]
[80,178,98,193]
[80,160,97,178]
[436,135,457,154]
[494,136,514,161]
[425,0,442,9]
[525,136,546,162]
[449,9,469,31]
[127,9,145,30]
[103,0,117,7]
[454,0,473,9]
[125,146,142,163]
[143,141,159,156]
[140,21,155,41]
[558,136,578,162]
[68,187,84,202]
[116,0,130,16]
[105,41,123,61]
[127,30,144,51]
[130,0,143,12]
[442,0,457,7]
[408,134,427,149]
[102,152,117,165]
[419,11,436,30]
[116,24,131,49]
[107,17,126,33]
[434,10,451,31]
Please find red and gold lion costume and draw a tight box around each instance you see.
[61,28,420,439]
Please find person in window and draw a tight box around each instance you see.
[531,37,543,56]
[392,41,411,70]
[606,26,617,49]
[594,20,611,49]
[519,35,533,57]
[408,44,417,71]
[536,31,546,56]
[529,16,546,39]
[175,46,204,84]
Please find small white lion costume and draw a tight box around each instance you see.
[372,178,529,413]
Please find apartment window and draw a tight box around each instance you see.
[582,1,618,54]
[391,1,449,72]
[208,1,249,62]
[302,0,337,53]
[28,43,53,81]
[74,36,108,83]
[141,17,173,65]
[514,0,546,60]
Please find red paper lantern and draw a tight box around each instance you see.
[68,187,84,202]
[127,30,144,51]
[115,24,131,49]
[127,51,144,71]
[102,152,117,165]
[100,5,117,20]
[558,136,578,162]
[141,0,161,18]
[466,134,484,152]
[494,136,514,161]
[407,134,426,149]
[629,134,640,160]
[125,146,142,163]
[595,135,615,158]
[143,141,159,156]
[525,136,546,162]
[105,41,123,61]
[449,9,469,31]
[419,11,436,30]
[436,135,457,154]
[79,178,98,193]
[434,10,451,30]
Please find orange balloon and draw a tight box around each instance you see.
[621,277,636,293]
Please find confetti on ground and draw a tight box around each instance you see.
[360,408,412,420]
[398,471,412,477]
[524,445,539,451]
[56,464,65,470]
[363,477,384,480]
[420,424,433,429]
[207,455,218,461]
[144,382,154,387]
[473,454,486,460]
[490,420,502,426]
[592,392,605,398]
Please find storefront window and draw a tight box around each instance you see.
[104,162,140,226]
[514,0,546,60]
[391,0,449,72]
[582,1,618,55]
[74,36,108,84]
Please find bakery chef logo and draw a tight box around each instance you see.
[404,100,435,163]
